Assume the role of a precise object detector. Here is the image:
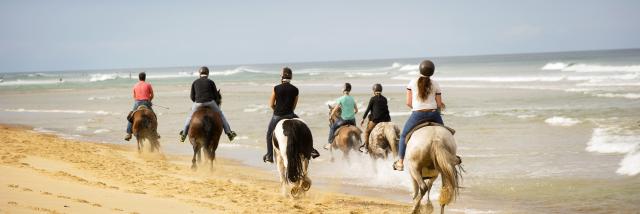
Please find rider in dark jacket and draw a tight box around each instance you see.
[180,66,237,142]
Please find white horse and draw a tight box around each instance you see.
[272,118,313,198]
[366,122,400,160]
[406,125,462,214]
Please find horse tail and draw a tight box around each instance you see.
[202,113,216,160]
[431,128,460,206]
[283,119,313,183]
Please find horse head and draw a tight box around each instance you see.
[327,104,341,125]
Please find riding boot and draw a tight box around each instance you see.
[124,133,132,141]
[263,153,273,163]
[311,148,320,159]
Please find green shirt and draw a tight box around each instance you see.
[336,95,356,120]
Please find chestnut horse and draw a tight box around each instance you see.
[131,105,160,152]
[188,91,223,170]
[327,105,362,161]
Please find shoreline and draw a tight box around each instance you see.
[0,124,413,213]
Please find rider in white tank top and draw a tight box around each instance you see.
[407,78,441,111]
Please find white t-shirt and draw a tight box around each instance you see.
[407,78,441,111]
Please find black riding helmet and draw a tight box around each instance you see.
[199,66,209,76]
[343,82,352,92]
[282,67,292,79]
[372,83,382,92]
[419,60,435,77]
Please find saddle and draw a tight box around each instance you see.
[404,119,455,146]
[126,105,154,123]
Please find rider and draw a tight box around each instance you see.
[125,72,155,141]
[263,67,319,163]
[324,83,358,150]
[179,66,237,142]
[393,60,446,171]
[360,83,391,151]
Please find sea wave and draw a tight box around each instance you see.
[544,116,581,127]
[89,73,120,82]
[0,79,64,86]
[593,93,640,99]
[4,108,114,115]
[541,62,640,72]
[585,127,640,176]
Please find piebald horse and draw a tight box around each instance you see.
[365,121,400,160]
[188,91,223,171]
[406,125,462,214]
[131,105,160,153]
[272,118,313,198]
[327,105,362,161]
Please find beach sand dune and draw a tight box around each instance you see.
[0,125,409,213]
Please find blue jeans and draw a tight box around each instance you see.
[398,111,444,159]
[126,100,152,134]
[182,101,231,136]
[265,113,298,156]
[328,117,356,144]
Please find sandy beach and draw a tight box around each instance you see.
[0,124,412,213]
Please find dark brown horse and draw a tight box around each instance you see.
[188,91,223,170]
[131,105,160,152]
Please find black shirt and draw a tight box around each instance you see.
[363,95,391,123]
[190,77,220,103]
[273,82,299,116]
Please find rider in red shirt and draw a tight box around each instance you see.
[125,72,155,141]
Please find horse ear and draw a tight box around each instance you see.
[327,104,332,109]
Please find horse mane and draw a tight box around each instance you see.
[282,119,313,183]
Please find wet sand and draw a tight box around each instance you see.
[0,124,413,213]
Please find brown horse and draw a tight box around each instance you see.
[328,105,362,161]
[188,91,223,170]
[131,105,160,153]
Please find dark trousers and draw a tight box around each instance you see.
[398,111,443,159]
[126,100,152,134]
[265,113,298,156]
[328,117,356,144]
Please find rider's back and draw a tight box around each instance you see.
[273,83,298,116]
[191,77,219,103]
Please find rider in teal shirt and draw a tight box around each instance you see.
[325,83,358,149]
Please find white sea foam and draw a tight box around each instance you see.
[438,76,566,82]
[594,93,640,99]
[0,79,64,86]
[586,128,638,154]
[517,114,536,119]
[585,127,640,176]
[544,116,581,127]
[93,129,111,134]
[398,64,419,72]
[243,104,270,113]
[76,126,88,131]
[345,72,389,77]
[89,73,119,82]
[617,151,640,176]
[4,108,114,115]
[541,62,640,73]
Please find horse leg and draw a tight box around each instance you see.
[136,137,142,153]
[191,141,200,170]
[409,164,427,214]
[275,151,287,197]
[426,174,439,201]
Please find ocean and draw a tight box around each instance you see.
[1,49,639,213]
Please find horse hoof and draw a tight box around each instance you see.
[301,179,312,191]
[191,165,197,171]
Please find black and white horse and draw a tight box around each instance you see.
[272,118,313,198]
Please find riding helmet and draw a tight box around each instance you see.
[419,60,435,77]
[372,83,382,92]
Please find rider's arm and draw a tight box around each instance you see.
[406,89,412,109]
[132,87,136,100]
[149,85,154,101]
[269,88,276,110]
[292,96,298,111]
[190,82,196,102]
[436,94,445,110]
[362,97,372,120]
[354,101,358,114]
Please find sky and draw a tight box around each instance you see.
[1,0,639,72]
